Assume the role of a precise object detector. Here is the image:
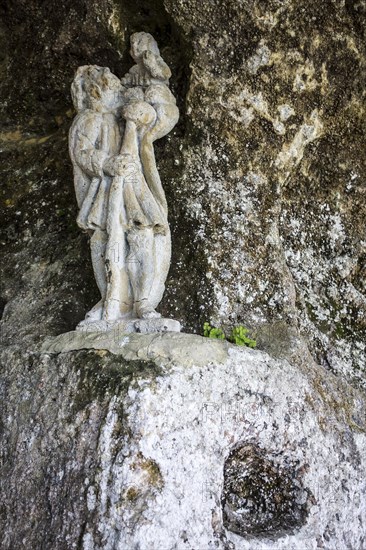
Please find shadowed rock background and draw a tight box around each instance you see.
[1,0,365,385]
[0,1,365,549]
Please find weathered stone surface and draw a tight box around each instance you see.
[0,1,365,548]
[0,0,365,387]
[74,317,181,334]
[42,331,228,366]
[2,334,366,549]
[222,443,311,539]
[69,34,180,327]
[161,0,366,388]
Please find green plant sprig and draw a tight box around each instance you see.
[203,322,256,348]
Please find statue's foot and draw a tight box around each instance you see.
[136,303,161,319]
[84,300,104,321]
[103,299,134,322]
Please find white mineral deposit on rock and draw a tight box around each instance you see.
[69,33,180,333]
[40,332,366,550]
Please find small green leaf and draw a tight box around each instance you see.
[203,323,256,348]
[228,325,256,348]
[203,322,225,339]
[203,322,212,337]
[209,327,226,339]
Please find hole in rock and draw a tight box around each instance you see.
[221,442,312,540]
[0,298,7,320]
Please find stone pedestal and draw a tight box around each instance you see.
[76,317,181,334]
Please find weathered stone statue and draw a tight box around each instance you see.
[69,33,180,332]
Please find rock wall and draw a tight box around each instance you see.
[0,0,365,386]
[1,333,366,549]
[163,0,366,387]
[0,0,365,548]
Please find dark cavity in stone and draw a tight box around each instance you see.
[0,298,7,320]
[221,443,312,540]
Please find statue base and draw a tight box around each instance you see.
[76,317,181,334]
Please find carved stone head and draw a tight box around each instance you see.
[71,65,124,113]
[130,32,160,62]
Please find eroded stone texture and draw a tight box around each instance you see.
[1,0,365,387]
[0,1,365,548]
[161,0,366,388]
[69,34,180,329]
[1,334,366,549]
[0,0,189,346]
[222,443,311,539]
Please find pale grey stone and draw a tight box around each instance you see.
[69,33,179,331]
[74,317,181,334]
[133,317,181,334]
[33,334,366,548]
[41,330,229,367]
[1,3,366,549]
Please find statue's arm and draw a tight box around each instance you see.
[70,115,125,178]
[148,103,179,141]
[71,120,108,177]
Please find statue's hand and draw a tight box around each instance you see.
[121,72,151,87]
[121,73,139,86]
[121,74,132,86]
[103,155,137,177]
[122,101,156,127]
[132,73,151,87]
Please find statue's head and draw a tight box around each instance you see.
[71,66,124,112]
[130,32,160,62]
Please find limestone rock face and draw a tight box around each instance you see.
[162,0,366,388]
[0,0,365,548]
[0,0,365,386]
[2,334,366,549]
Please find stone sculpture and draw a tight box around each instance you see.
[69,33,180,333]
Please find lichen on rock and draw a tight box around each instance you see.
[0,0,366,548]
[2,334,366,548]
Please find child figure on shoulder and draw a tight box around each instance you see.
[121,32,171,89]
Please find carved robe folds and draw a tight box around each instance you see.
[69,35,180,333]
